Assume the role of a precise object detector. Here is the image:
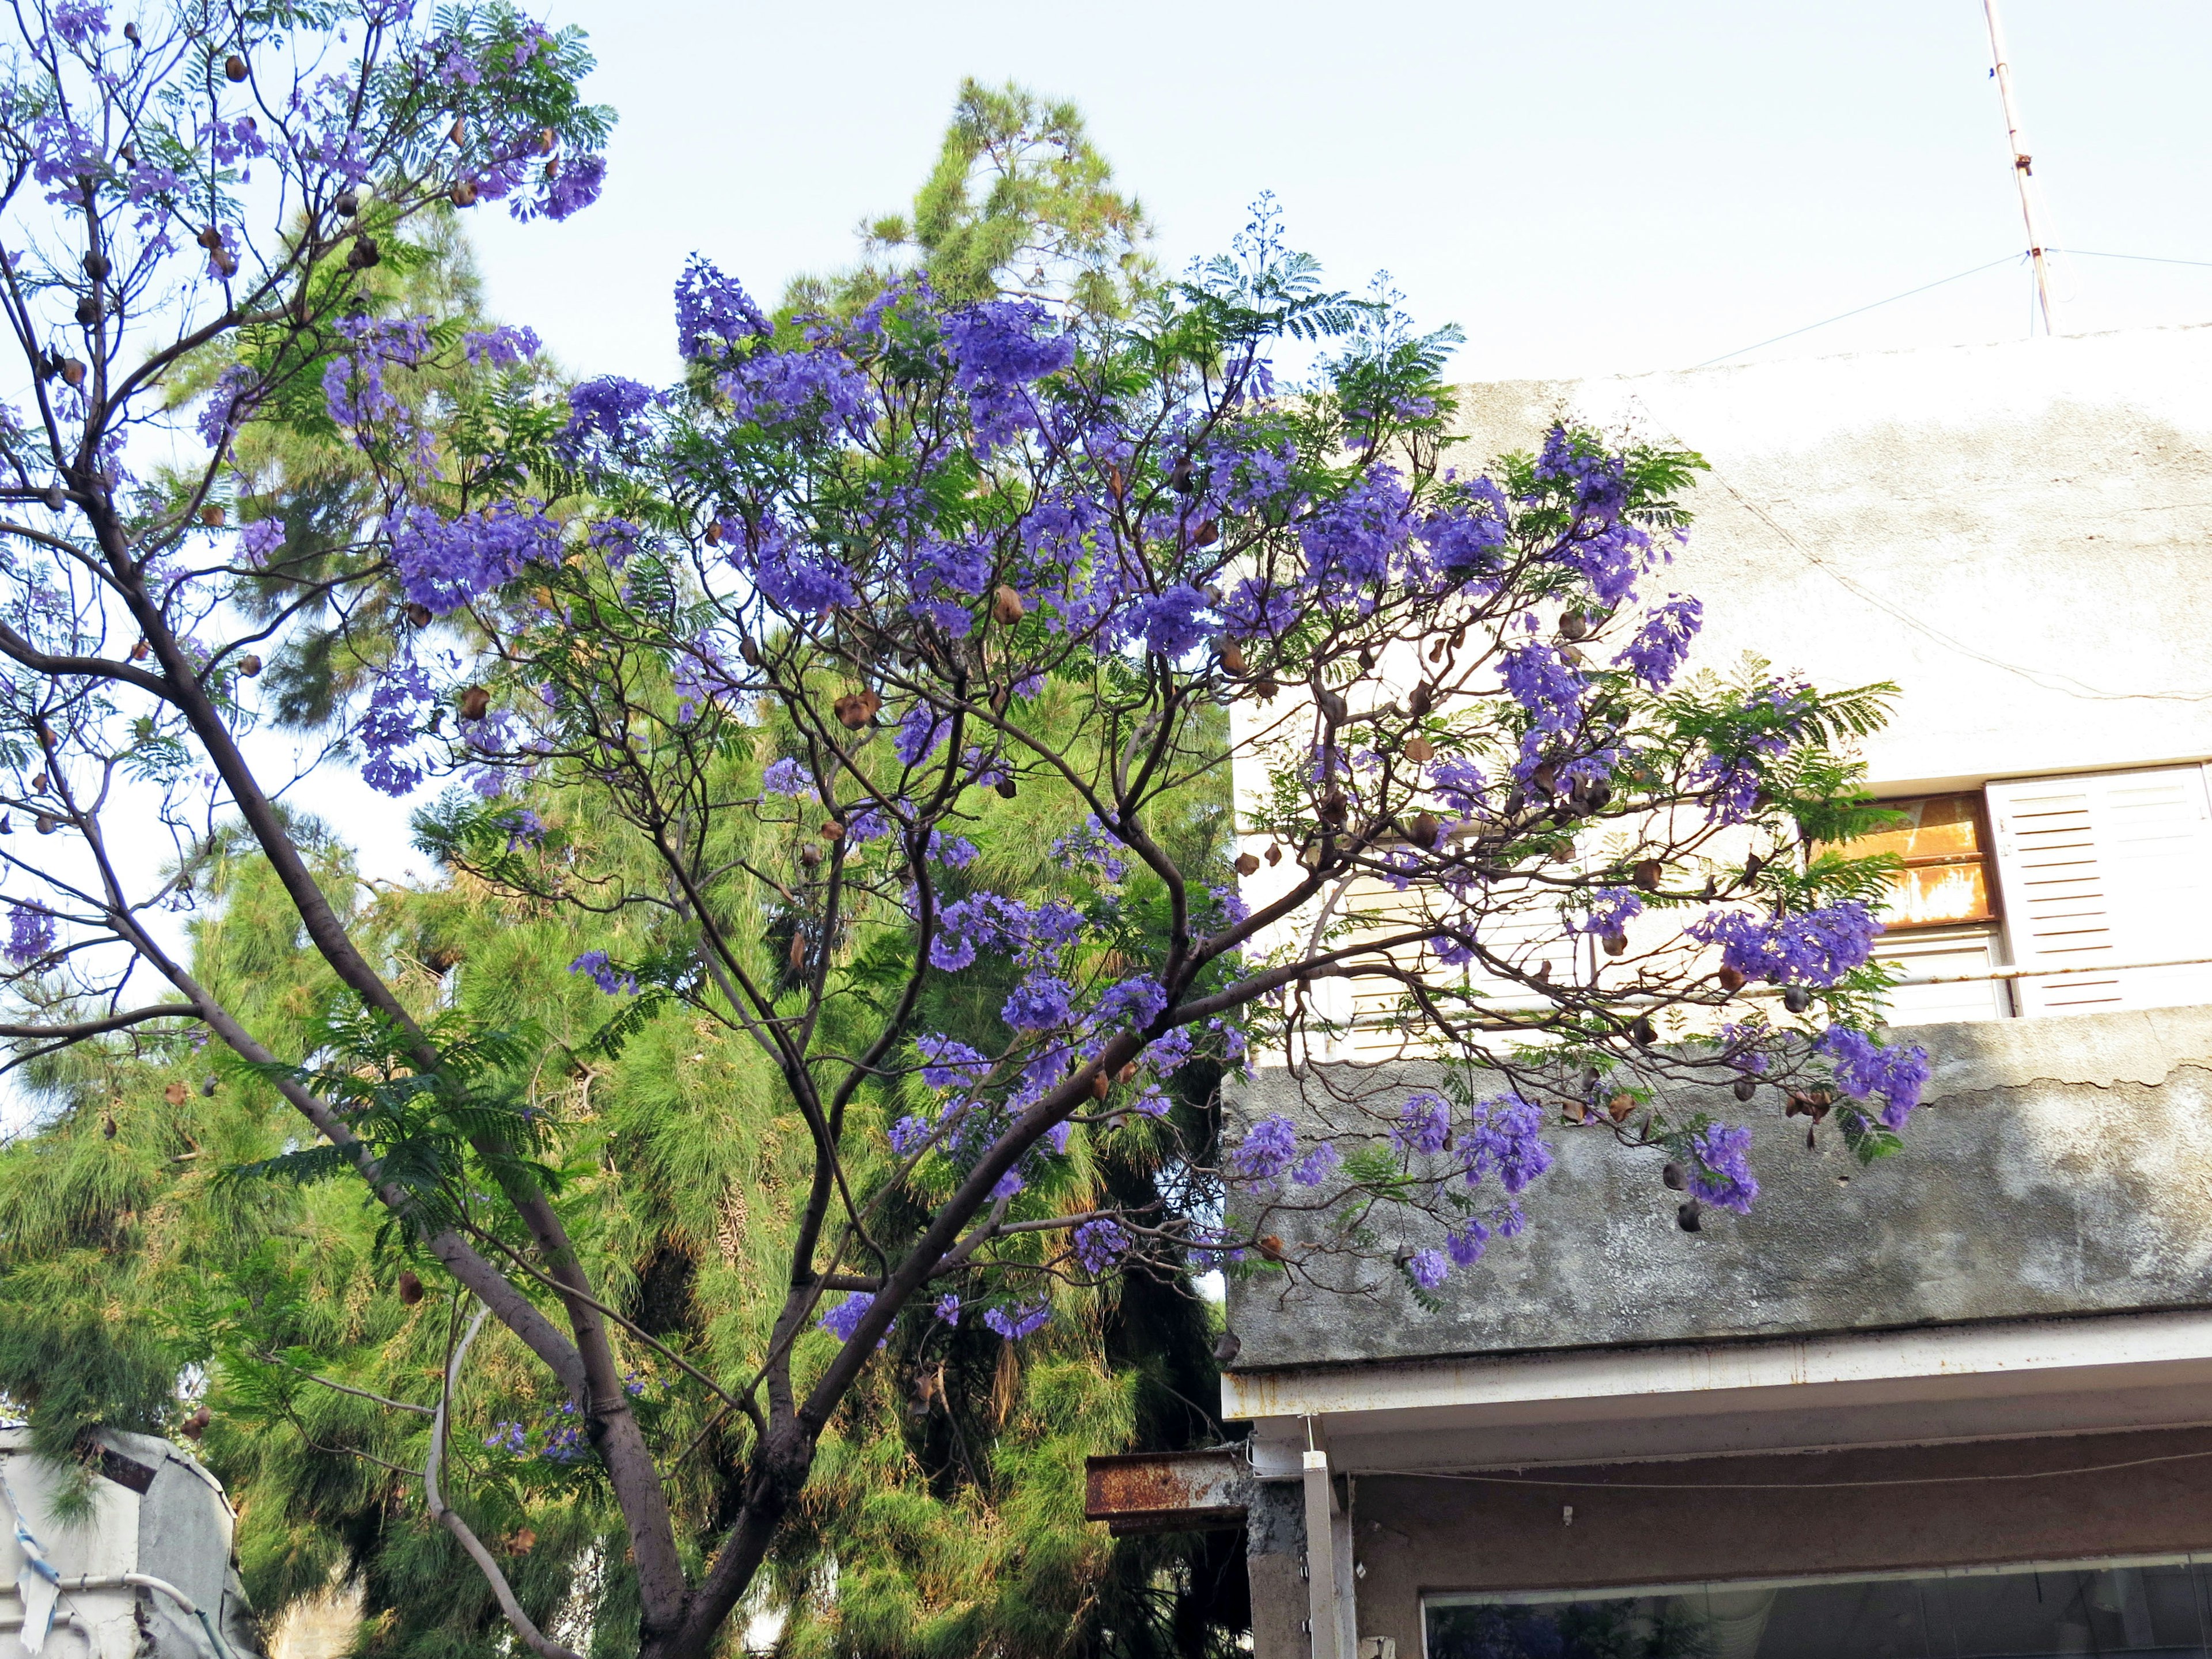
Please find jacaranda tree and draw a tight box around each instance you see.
[0,0,1931,1652]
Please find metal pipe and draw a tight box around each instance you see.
[1984,0,2061,333]
[50,1574,236,1659]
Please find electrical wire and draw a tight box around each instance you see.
[2051,249,2212,270]
[1691,256,2024,369]
[1369,1443,2212,1492]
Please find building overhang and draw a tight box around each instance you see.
[1226,1304,2212,1479]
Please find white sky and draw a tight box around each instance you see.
[287,0,2212,888]
[465,0,2212,387]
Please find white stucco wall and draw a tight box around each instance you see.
[1450,323,2212,793]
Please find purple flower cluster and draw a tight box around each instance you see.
[819,1291,889,1349]
[1071,1217,1128,1275]
[1462,1094,1552,1195]
[1614,596,1703,688]
[1406,1248,1450,1291]
[389,503,560,615]
[4,904,56,965]
[568,950,637,996]
[1392,1092,1451,1156]
[983,1300,1052,1341]
[1817,1026,1931,1128]
[1688,902,1883,988]
[1687,1123,1759,1213]
[674,256,771,361]
[1229,1113,1299,1183]
[1573,888,1644,937]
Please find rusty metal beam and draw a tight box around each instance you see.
[1083,1448,1251,1536]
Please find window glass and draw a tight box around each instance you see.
[1843,793,1997,928]
[1427,1558,2212,1659]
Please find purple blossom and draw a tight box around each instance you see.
[1071,1218,1128,1275]
[1002,974,1074,1031]
[1392,1091,1450,1156]
[916,1035,989,1091]
[1406,1248,1449,1291]
[1229,1113,1298,1183]
[1687,1123,1758,1213]
[1462,1094,1552,1195]
[568,950,637,996]
[1573,888,1643,937]
[1818,1026,1931,1128]
[538,152,605,222]
[560,376,656,461]
[1445,1220,1489,1266]
[5,904,55,965]
[983,1300,1052,1341]
[238,517,286,566]
[1615,596,1703,688]
[1290,1141,1340,1187]
[933,1294,961,1325]
[674,256,771,359]
[389,503,560,615]
[1499,644,1586,735]
[819,1291,888,1348]
[357,661,435,796]
[1688,903,1883,988]
[463,325,540,368]
[762,757,809,797]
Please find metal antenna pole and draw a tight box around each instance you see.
[1983,0,2060,334]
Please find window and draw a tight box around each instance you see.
[1428,1556,2212,1659]
[1850,793,1998,929]
[1987,766,2212,1016]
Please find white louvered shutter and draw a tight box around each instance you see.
[1986,766,2212,1017]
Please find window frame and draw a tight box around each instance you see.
[1855,789,2005,933]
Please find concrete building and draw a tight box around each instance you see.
[1094,324,2212,1659]
[1,1426,263,1658]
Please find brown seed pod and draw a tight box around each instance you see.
[1732,1077,1758,1103]
[992,584,1025,625]
[75,294,100,325]
[31,772,47,794]
[449,178,479,208]
[507,1528,537,1555]
[0,815,12,834]
[163,1080,189,1106]
[1116,1062,1139,1085]
[1743,852,1765,882]
[1602,930,1628,957]
[1257,1234,1286,1262]
[223,53,247,81]
[1191,517,1219,547]
[398,1268,425,1305]
[1406,682,1434,718]
[1234,851,1260,877]
[536,126,557,155]
[1559,609,1591,641]
[789,931,806,970]
[1403,735,1434,764]
[1251,676,1280,702]
[1677,1200,1703,1233]
[1662,1160,1686,1190]
[704,520,723,546]
[201,1076,218,1097]
[346,234,380,270]
[1218,639,1247,675]
[1628,1015,1657,1047]
[333,189,359,217]
[102,1113,118,1138]
[797,842,822,868]
[1717,964,1746,994]
[59,358,85,387]
[182,1403,211,1440]
[820,819,845,841]
[198,503,225,527]
[404,603,432,627]
[1090,1070,1111,1100]
[237,654,262,678]
[459,684,491,721]
[212,249,237,278]
[994,778,1018,800]
[543,157,559,181]
[832,688,881,728]
[1631,858,1663,892]
[448,115,467,144]
[35,814,58,835]
[1607,1092,1635,1123]
[738,637,760,666]
[1263,842,1281,866]
[130,639,150,660]
[1411,811,1441,847]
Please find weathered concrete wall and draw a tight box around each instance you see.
[1445,325,2212,796]
[1228,1005,2212,1370]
